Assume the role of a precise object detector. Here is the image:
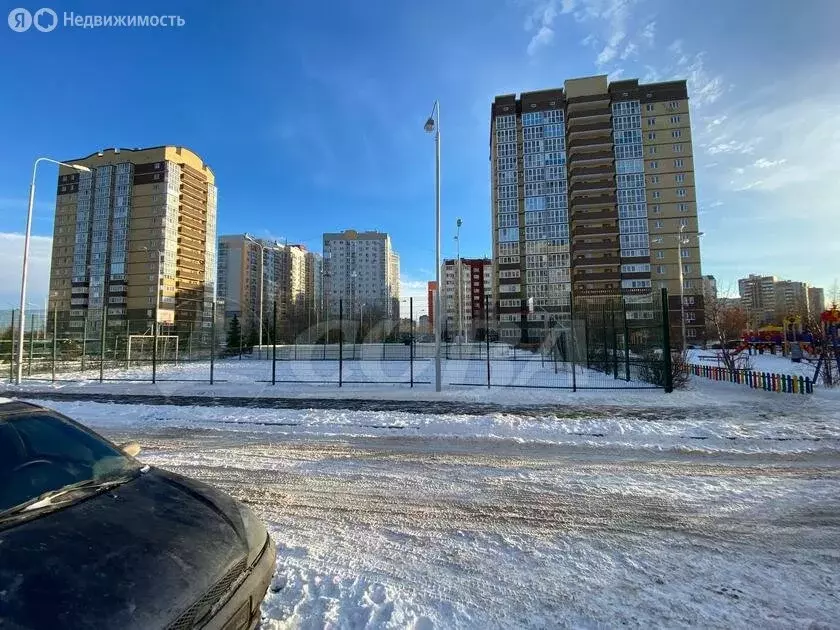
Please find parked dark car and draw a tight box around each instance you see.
[0,400,276,630]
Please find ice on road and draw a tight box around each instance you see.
[34,398,840,629]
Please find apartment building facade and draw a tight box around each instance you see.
[440,258,495,341]
[323,230,400,320]
[490,75,704,343]
[427,281,438,330]
[809,287,826,316]
[48,146,217,335]
[305,251,324,316]
[738,274,778,326]
[217,235,309,339]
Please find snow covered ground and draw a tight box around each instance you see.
[688,348,820,379]
[20,394,840,629]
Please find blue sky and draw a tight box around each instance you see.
[1,0,838,310]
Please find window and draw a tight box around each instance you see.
[671,129,682,139]
[647,132,656,140]
[652,190,661,199]
[668,100,679,110]
[524,140,543,154]
[497,170,517,185]
[670,115,681,124]
[524,153,543,168]
[497,143,516,157]
[498,213,518,228]
[657,265,665,274]
[683,264,693,273]
[678,203,689,212]
[522,111,542,126]
[622,263,650,273]
[646,117,656,126]
[523,126,543,141]
[649,160,658,169]
[673,143,683,152]
[675,174,685,184]
[524,168,544,182]
[615,144,643,159]
[681,248,690,258]
[655,250,665,260]
[612,100,641,116]
[622,279,651,288]
[645,103,655,112]
[679,218,689,227]
[654,220,662,228]
[498,198,517,213]
[497,156,517,171]
[496,128,516,143]
[613,114,642,130]
[620,219,647,234]
[674,158,684,168]
[677,188,686,197]
[498,185,518,199]
[649,175,660,184]
[648,146,657,155]
[651,204,661,214]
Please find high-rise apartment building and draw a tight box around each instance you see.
[738,274,777,326]
[440,258,495,341]
[305,251,324,316]
[809,287,826,316]
[323,230,400,320]
[702,275,717,304]
[774,280,809,318]
[490,75,704,343]
[217,235,309,338]
[48,146,217,334]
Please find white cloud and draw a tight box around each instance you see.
[619,41,638,60]
[0,233,52,308]
[639,20,655,46]
[753,158,787,169]
[527,25,555,56]
[400,279,430,315]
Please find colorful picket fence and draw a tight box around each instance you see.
[688,364,813,395]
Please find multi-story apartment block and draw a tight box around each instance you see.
[809,287,826,316]
[774,280,809,318]
[305,251,324,316]
[217,235,308,339]
[490,75,704,343]
[702,275,717,304]
[323,230,400,320]
[427,281,438,329]
[738,274,778,326]
[48,146,217,335]
[440,258,495,341]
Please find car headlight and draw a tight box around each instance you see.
[236,502,270,567]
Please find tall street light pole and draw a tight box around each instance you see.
[425,101,442,392]
[677,224,687,353]
[17,157,91,384]
[455,218,463,344]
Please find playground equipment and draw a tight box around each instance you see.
[813,306,840,387]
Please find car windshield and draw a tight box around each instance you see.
[0,412,142,513]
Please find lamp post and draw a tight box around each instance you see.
[455,218,463,344]
[243,234,266,353]
[17,157,91,384]
[424,101,442,392]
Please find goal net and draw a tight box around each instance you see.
[127,334,180,367]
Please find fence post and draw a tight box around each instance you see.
[27,313,35,378]
[570,294,577,392]
[485,293,491,389]
[8,309,15,384]
[51,309,57,383]
[583,302,590,370]
[611,302,619,380]
[660,288,673,393]
[623,299,630,382]
[152,307,158,384]
[210,301,216,385]
[338,299,343,387]
[805,376,812,394]
[410,298,414,388]
[272,300,277,386]
[99,309,107,384]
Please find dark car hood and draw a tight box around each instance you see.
[0,469,251,630]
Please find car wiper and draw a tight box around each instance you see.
[0,469,146,521]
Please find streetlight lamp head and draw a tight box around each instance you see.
[457,218,462,228]
[424,117,436,133]
[70,164,91,172]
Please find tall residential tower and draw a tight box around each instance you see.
[490,75,704,343]
[48,146,216,335]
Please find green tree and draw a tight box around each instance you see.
[226,314,242,352]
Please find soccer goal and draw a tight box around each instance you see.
[127,334,180,367]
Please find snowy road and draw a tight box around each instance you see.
[34,395,840,630]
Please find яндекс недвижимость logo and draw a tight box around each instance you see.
[8,7,58,32]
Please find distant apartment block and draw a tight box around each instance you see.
[491,75,704,343]
[702,275,717,303]
[440,258,495,341]
[217,235,310,337]
[427,281,438,329]
[305,251,324,316]
[774,280,809,318]
[48,146,217,335]
[323,230,400,320]
[738,275,778,326]
[809,287,826,316]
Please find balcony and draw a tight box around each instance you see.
[568,164,614,181]
[567,135,613,154]
[179,213,204,231]
[177,267,203,282]
[568,149,613,164]
[179,193,206,214]
[571,240,619,252]
[574,255,620,267]
[567,121,613,137]
[573,271,620,282]
[570,193,616,208]
[570,179,615,196]
[572,224,618,237]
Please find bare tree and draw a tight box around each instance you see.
[705,292,751,372]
